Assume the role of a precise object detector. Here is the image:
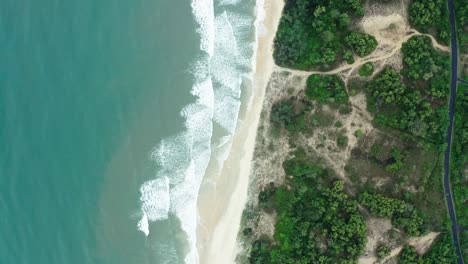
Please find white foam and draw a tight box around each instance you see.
[191,0,215,56]
[137,176,170,235]
[137,212,149,236]
[254,0,267,37]
[136,0,260,263]
[218,0,241,6]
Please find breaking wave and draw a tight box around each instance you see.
[136,0,264,263]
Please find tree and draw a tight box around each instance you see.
[422,234,456,263]
[358,62,374,76]
[345,32,378,57]
[343,50,354,64]
[376,245,390,259]
[392,210,425,236]
[359,192,407,218]
[398,245,422,264]
[409,0,450,44]
[271,100,295,130]
[306,74,348,104]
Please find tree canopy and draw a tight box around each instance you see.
[306,74,348,104]
[273,0,367,70]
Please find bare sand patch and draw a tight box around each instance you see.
[408,232,440,255]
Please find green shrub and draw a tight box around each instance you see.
[355,129,364,137]
[392,210,424,236]
[273,0,366,70]
[377,245,390,259]
[358,62,374,76]
[337,135,349,148]
[306,74,348,104]
[344,50,355,64]
[398,245,422,264]
[359,192,407,218]
[409,0,450,44]
[271,100,295,130]
[345,32,378,57]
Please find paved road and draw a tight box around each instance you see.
[445,0,465,263]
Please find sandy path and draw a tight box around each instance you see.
[196,0,285,263]
[275,30,449,78]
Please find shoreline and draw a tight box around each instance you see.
[196,0,284,263]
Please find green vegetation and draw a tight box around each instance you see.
[270,98,314,134]
[376,245,390,259]
[359,192,406,218]
[247,3,458,263]
[258,183,276,210]
[452,81,468,257]
[385,147,405,173]
[270,99,295,131]
[398,245,420,264]
[306,74,348,104]
[392,210,425,236]
[354,129,363,137]
[345,32,378,57]
[367,67,448,143]
[344,50,355,64]
[336,134,348,148]
[366,36,450,143]
[273,0,374,70]
[345,130,447,231]
[397,234,456,263]
[359,192,425,236]
[250,153,367,263]
[401,36,450,99]
[358,62,374,77]
[409,0,450,44]
[455,0,468,53]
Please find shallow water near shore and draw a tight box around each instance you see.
[0,0,257,263]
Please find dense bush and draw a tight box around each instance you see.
[398,235,456,263]
[409,0,450,44]
[250,240,271,264]
[250,154,368,263]
[271,99,310,133]
[392,210,425,236]
[398,245,421,264]
[258,184,276,209]
[455,0,468,53]
[422,234,457,263]
[306,74,348,104]
[271,100,295,130]
[358,62,374,77]
[367,67,448,143]
[451,82,468,256]
[345,32,378,57]
[385,147,405,173]
[359,192,407,218]
[359,192,425,236]
[376,245,390,259]
[273,0,365,70]
[269,181,367,263]
[344,50,355,64]
[401,36,450,99]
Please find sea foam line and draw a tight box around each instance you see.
[137,0,259,263]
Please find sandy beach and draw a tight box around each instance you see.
[196,0,284,263]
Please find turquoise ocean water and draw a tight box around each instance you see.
[0,0,257,263]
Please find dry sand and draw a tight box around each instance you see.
[196,0,285,263]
